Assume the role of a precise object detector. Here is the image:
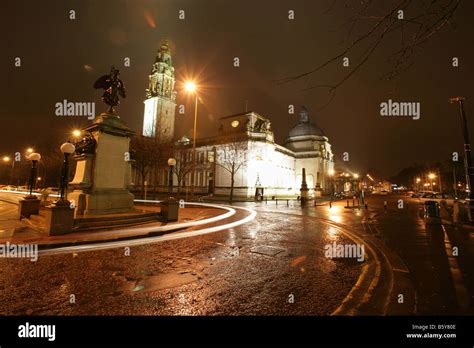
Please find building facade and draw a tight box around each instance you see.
[139,42,334,198]
[142,41,177,141]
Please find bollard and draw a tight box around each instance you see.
[329,200,332,208]
[346,199,349,207]
[384,201,387,210]
[365,203,368,209]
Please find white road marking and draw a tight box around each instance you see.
[38,204,257,256]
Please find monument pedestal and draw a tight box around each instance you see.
[19,196,40,218]
[68,112,135,216]
[43,202,75,235]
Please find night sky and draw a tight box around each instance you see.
[2,0,473,178]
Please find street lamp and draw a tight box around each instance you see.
[185,80,198,198]
[26,152,41,198]
[428,173,435,191]
[26,148,34,154]
[72,129,82,138]
[2,156,16,185]
[328,169,335,208]
[57,142,75,205]
[450,97,474,204]
[167,157,176,195]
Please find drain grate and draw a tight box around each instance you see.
[250,245,285,257]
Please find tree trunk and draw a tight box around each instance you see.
[230,175,234,204]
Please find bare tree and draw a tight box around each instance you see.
[130,136,159,193]
[278,0,461,108]
[173,147,195,194]
[215,141,248,203]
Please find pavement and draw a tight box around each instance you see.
[0,192,472,315]
[0,192,230,246]
[0,197,362,316]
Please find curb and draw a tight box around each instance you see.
[442,219,474,230]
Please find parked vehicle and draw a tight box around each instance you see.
[423,200,441,224]
[418,192,456,206]
[4,185,18,191]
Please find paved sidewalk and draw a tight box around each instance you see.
[0,199,226,246]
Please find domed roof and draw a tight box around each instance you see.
[288,107,325,137]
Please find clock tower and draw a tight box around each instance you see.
[142,41,177,142]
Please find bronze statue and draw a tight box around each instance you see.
[93,66,126,113]
[74,133,96,155]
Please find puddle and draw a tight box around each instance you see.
[125,272,198,293]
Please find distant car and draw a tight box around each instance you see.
[4,185,18,191]
[380,190,388,195]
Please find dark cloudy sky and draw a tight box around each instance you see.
[1,0,473,178]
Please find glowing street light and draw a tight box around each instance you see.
[72,129,82,138]
[26,148,34,154]
[3,156,10,162]
[185,81,196,93]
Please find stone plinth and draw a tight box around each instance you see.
[160,198,179,222]
[68,112,135,216]
[19,197,40,218]
[43,202,75,235]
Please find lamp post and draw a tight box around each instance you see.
[450,97,474,214]
[185,81,198,198]
[429,173,435,192]
[26,153,41,198]
[2,156,13,185]
[167,157,176,195]
[57,142,75,205]
[328,169,334,208]
[18,152,41,218]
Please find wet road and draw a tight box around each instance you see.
[0,193,472,315]
[0,202,362,315]
[356,195,474,314]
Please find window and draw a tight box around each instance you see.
[207,150,215,163]
[231,120,239,128]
